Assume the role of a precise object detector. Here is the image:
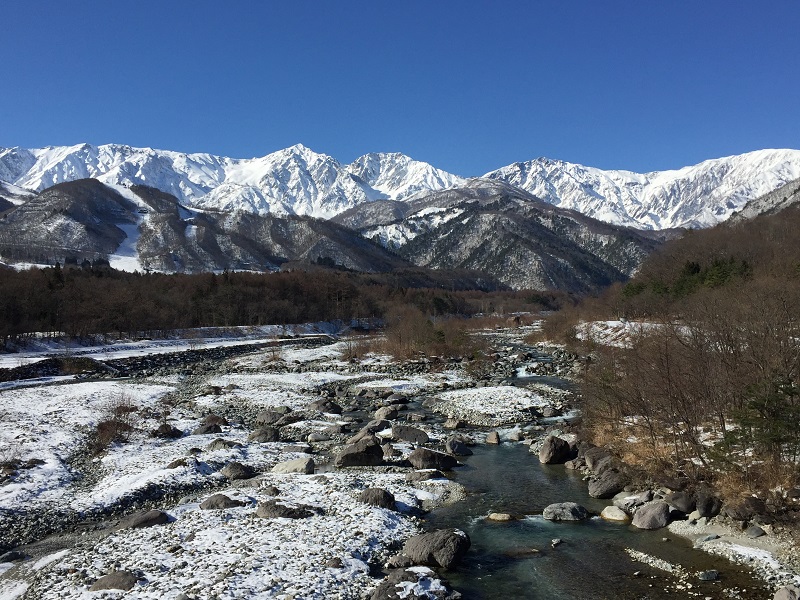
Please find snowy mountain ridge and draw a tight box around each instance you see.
[2,142,800,229]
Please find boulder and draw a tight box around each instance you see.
[359,487,397,510]
[220,461,255,480]
[272,457,315,474]
[119,509,169,530]
[600,506,631,522]
[89,571,138,591]
[542,502,590,521]
[348,420,391,444]
[774,585,800,600]
[191,423,222,435]
[375,406,399,421]
[485,431,500,445]
[370,566,443,600]
[746,525,766,538]
[408,448,458,471]
[588,470,628,499]
[391,425,429,445]
[390,529,470,569]
[206,438,242,451]
[248,427,281,443]
[444,418,464,430]
[695,489,722,518]
[538,435,573,464]
[665,491,696,514]
[405,469,445,483]
[309,398,343,414]
[255,410,284,426]
[564,458,585,470]
[631,501,671,530]
[444,436,473,456]
[200,493,247,510]
[307,432,331,443]
[152,423,183,439]
[487,513,514,521]
[256,499,318,519]
[335,437,384,468]
[583,447,611,471]
[203,414,228,426]
[723,496,766,521]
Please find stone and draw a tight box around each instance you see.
[191,423,222,435]
[444,418,464,430]
[271,457,315,474]
[408,447,459,471]
[335,437,384,468]
[248,427,281,443]
[542,502,590,521]
[205,438,242,451]
[256,499,318,519]
[200,493,247,510]
[564,458,585,470]
[220,461,255,480]
[389,529,470,569]
[309,398,343,414]
[152,423,183,439]
[487,513,514,521]
[203,414,228,426]
[307,432,330,443]
[374,406,399,421]
[538,435,573,464]
[746,525,766,538]
[600,506,631,522]
[348,420,391,444]
[255,410,284,426]
[89,571,138,591]
[588,470,628,499]
[723,496,765,521]
[391,424,429,445]
[405,469,445,483]
[386,393,409,404]
[119,509,169,529]
[665,491,696,514]
[698,570,719,581]
[359,487,397,510]
[631,501,671,530]
[444,436,473,456]
[370,566,443,600]
[485,431,500,444]
[774,585,800,600]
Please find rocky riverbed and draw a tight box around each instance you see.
[0,326,797,599]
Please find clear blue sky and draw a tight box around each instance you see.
[2,1,798,176]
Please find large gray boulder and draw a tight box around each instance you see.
[444,436,473,456]
[359,487,397,510]
[390,529,471,569]
[588,470,628,499]
[723,496,766,521]
[221,461,255,480]
[89,571,138,591]
[632,501,671,530]
[272,457,315,474]
[695,488,722,517]
[255,410,284,426]
[375,406,399,421]
[335,437,384,467]
[255,499,319,519]
[191,423,222,435]
[309,398,343,414]
[200,493,247,510]
[774,585,800,600]
[118,509,169,530]
[542,502,590,521]
[408,447,458,471]
[248,427,281,443]
[391,425,429,445]
[665,491,696,514]
[538,435,573,464]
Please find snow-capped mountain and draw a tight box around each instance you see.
[0,143,463,221]
[485,149,800,229]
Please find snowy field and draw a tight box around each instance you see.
[431,385,549,426]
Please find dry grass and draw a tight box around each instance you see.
[90,393,140,455]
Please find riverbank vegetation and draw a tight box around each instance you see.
[544,206,800,506]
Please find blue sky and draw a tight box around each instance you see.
[2,1,798,175]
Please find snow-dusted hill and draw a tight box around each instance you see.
[485,149,800,229]
[0,144,463,221]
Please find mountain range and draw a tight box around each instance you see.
[2,143,800,230]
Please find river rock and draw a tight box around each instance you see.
[221,461,255,480]
[487,513,514,521]
[335,437,384,467]
[408,447,458,471]
[444,418,464,429]
[444,436,473,456]
[564,457,585,470]
[359,487,397,510]
[631,501,671,530]
[542,502,590,521]
[206,438,241,451]
[588,470,628,499]
[698,570,719,581]
[370,566,444,600]
[774,585,800,600]
[538,435,573,464]
[665,491,696,514]
[200,493,247,510]
[485,431,500,444]
[348,420,391,444]
[375,406,399,421]
[405,469,445,483]
[203,414,228,426]
[118,509,169,529]
[191,423,222,435]
[600,506,631,522]
[248,427,281,443]
[89,571,138,591]
[256,410,284,426]
[272,457,315,474]
[391,425,429,445]
[256,499,318,519]
[746,525,766,538]
[152,423,183,439]
[695,488,722,518]
[309,398,343,414]
[389,529,471,569]
[723,496,765,521]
